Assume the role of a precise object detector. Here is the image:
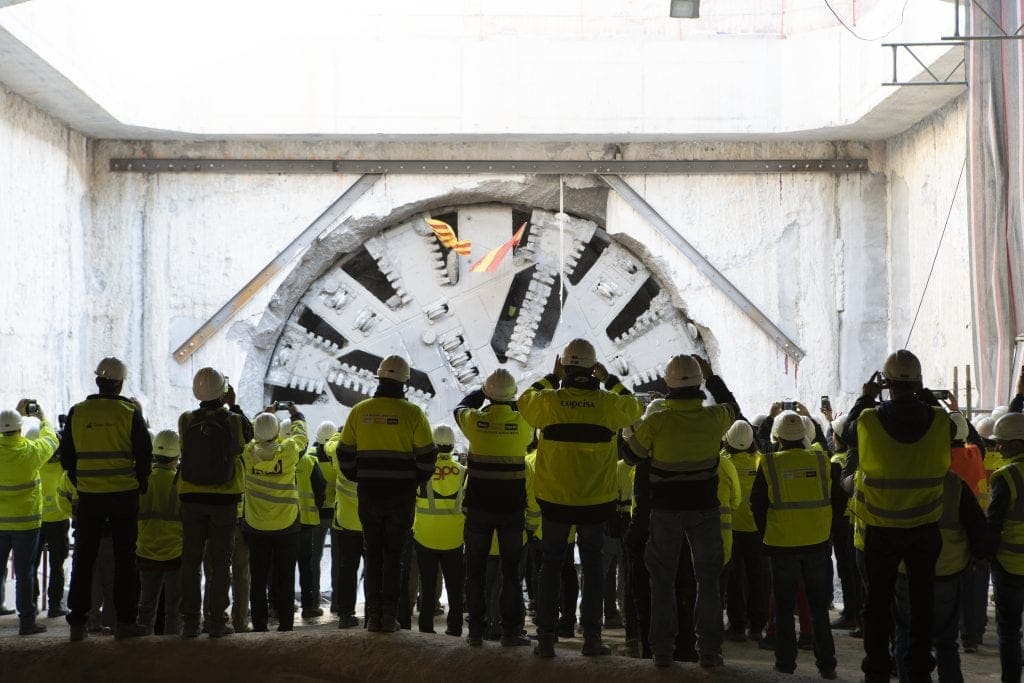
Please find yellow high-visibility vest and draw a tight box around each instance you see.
[725,449,761,532]
[40,458,73,523]
[718,455,740,564]
[296,452,320,525]
[413,455,465,550]
[993,457,1024,574]
[137,464,182,561]
[241,421,307,532]
[629,398,733,490]
[935,472,969,577]
[761,447,832,548]
[70,398,139,493]
[0,422,59,531]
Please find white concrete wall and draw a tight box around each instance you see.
[0,81,89,418]
[884,95,972,404]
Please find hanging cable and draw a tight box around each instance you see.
[823,0,911,42]
[905,157,968,348]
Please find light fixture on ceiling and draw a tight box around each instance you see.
[669,0,700,18]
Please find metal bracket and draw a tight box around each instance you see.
[172,174,380,363]
[882,42,967,87]
[600,174,806,363]
[111,158,869,175]
[944,0,1024,41]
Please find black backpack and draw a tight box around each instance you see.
[180,409,237,486]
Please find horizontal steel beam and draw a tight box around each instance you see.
[601,173,806,363]
[110,158,869,175]
[173,173,380,363]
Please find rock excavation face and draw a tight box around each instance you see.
[263,202,704,440]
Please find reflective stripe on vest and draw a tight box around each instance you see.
[762,448,832,547]
[70,399,139,493]
[855,408,950,528]
[467,453,526,480]
[935,472,969,577]
[996,462,1024,573]
[333,476,362,532]
[0,479,40,491]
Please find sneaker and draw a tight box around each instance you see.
[47,608,68,618]
[19,623,47,636]
[797,634,813,651]
[69,624,88,641]
[581,636,611,656]
[467,633,483,646]
[338,614,359,629]
[501,634,531,647]
[654,654,673,668]
[302,608,324,619]
[182,623,200,638]
[699,653,724,669]
[208,624,234,638]
[820,668,838,679]
[114,623,149,639]
[534,634,556,658]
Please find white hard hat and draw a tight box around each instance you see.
[725,421,753,450]
[950,412,969,442]
[665,355,702,389]
[773,411,806,442]
[644,398,668,418]
[882,350,922,383]
[253,413,281,441]
[192,367,226,402]
[22,417,40,440]
[976,417,995,439]
[279,418,291,434]
[830,414,848,438]
[95,357,127,381]
[378,355,411,383]
[994,413,1024,442]
[751,414,768,429]
[802,416,817,443]
[561,339,597,369]
[483,368,518,402]
[153,429,181,458]
[315,421,338,444]
[432,424,456,447]
[0,410,23,433]
[993,405,1010,421]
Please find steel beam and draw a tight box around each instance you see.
[111,158,868,175]
[172,173,380,363]
[600,173,806,362]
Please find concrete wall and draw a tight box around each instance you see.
[884,95,971,404]
[0,81,89,417]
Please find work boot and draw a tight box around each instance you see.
[114,623,149,639]
[181,622,200,638]
[654,654,673,668]
[625,639,642,658]
[556,622,576,639]
[208,623,234,638]
[378,615,398,633]
[47,607,68,618]
[581,635,611,656]
[366,615,381,632]
[69,624,88,642]
[501,633,531,647]
[19,622,47,636]
[534,634,557,658]
[467,633,483,646]
[302,607,324,619]
[726,626,747,642]
[819,667,838,679]
[338,614,359,629]
[603,614,624,630]
[797,633,813,651]
[699,652,724,669]
[0,606,14,616]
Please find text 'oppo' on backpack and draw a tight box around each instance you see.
[181,410,236,485]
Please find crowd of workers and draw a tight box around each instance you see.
[1,341,1023,681]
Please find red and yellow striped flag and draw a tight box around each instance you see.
[469,222,527,273]
[426,218,472,256]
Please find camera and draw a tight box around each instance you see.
[25,400,40,416]
[930,389,951,400]
[274,401,294,411]
[782,400,796,411]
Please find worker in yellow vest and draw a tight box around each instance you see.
[891,469,985,682]
[722,420,768,642]
[455,368,535,647]
[412,424,466,635]
[243,407,307,632]
[296,442,326,619]
[325,429,364,629]
[309,421,338,613]
[750,411,844,678]
[136,429,183,635]
[61,358,153,641]
[842,351,953,682]
[31,415,75,619]
[827,415,862,636]
[0,404,59,635]
[987,410,1024,681]
[331,355,437,633]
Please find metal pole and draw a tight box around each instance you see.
[966,364,973,420]
[173,174,380,362]
[953,365,959,408]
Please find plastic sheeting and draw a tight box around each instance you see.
[968,1,1024,407]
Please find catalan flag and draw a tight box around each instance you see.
[426,218,472,256]
[469,222,527,273]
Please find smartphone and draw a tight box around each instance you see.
[820,395,831,413]
[930,389,951,400]
[274,401,293,411]
[58,414,67,430]
[782,400,796,411]
[25,401,40,416]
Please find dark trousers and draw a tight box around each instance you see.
[862,524,942,682]
[415,542,465,634]
[726,530,768,634]
[330,528,363,617]
[0,529,40,625]
[627,522,692,658]
[358,492,415,622]
[464,508,525,637]
[537,519,604,637]
[960,561,989,644]
[993,562,1024,683]
[180,501,236,629]
[33,519,70,610]
[894,572,964,683]
[769,550,837,675]
[311,516,330,604]
[248,531,299,631]
[833,516,863,622]
[297,524,316,610]
[559,542,580,628]
[67,492,140,627]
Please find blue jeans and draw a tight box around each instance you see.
[893,573,963,683]
[646,508,723,658]
[464,508,525,637]
[536,519,604,636]
[770,550,837,674]
[993,561,1024,683]
[0,529,41,625]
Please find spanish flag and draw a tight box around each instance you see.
[469,222,527,273]
[426,218,472,256]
